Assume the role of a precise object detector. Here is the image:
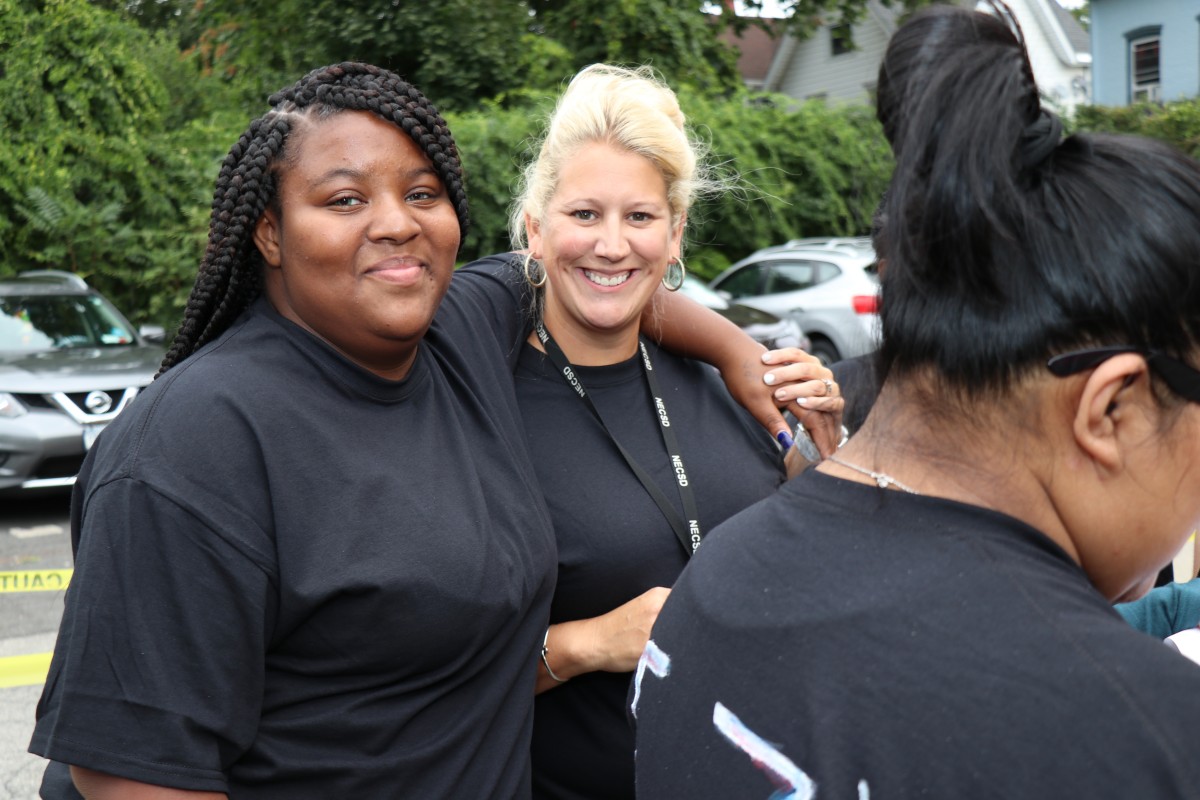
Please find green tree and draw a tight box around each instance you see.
[530,0,742,95]
[447,95,551,260]
[683,91,892,276]
[305,0,540,111]
[0,0,239,326]
[91,0,206,48]
[169,0,545,113]
[175,0,742,112]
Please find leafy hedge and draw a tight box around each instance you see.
[1072,101,1200,160]
[5,0,1200,332]
[680,91,893,278]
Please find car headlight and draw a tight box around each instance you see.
[0,392,27,418]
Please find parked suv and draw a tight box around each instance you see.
[709,237,880,364]
[0,271,165,492]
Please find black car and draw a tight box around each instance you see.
[0,271,165,492]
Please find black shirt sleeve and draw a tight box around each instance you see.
[31,478,278,792]
[439,252,536,373]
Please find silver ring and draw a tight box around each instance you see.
[822,378,835,397]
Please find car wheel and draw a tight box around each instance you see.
[809,337,840,366]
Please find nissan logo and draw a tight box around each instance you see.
[84,391,113,415]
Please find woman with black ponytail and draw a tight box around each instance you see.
[634,4,1200,797]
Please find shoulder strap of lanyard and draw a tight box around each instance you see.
[535,321,702,556]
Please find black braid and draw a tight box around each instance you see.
[158,62,470,376]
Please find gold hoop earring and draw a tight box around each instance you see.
[523,253,547,289]
[662,257,685,292]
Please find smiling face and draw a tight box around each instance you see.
[253,111,461,381]
[527,141,683,365]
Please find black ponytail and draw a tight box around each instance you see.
[875,3,1200,396]
[158,63,470,376]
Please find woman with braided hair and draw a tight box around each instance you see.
[30,62,823,799]
[634,4,1200,797]
[29,62,550,799]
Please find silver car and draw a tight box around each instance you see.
[678,274,809,352]
[0,271,165,492]
[709,238,881,364]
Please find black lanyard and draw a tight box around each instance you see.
[535,321,702,556]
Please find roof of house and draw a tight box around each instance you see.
[1046,0,1090,55]
[1019,0,1090,67]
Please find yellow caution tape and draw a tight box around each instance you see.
[0,569,72,593]
[0,652,52,688]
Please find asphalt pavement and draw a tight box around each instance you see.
[0,493,72,800]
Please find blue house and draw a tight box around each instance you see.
[1091,0,1200,105]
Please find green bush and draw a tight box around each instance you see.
[684,91,892,279]
[447,93,554,261]
[1072,98,1200,160]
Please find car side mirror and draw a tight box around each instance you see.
[715,289,733,302]
[139,325,166,344]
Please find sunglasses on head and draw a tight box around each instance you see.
[1047,345,1200,404]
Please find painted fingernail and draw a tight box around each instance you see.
[797,397,809,406]
[776,431,794,449]
[774,389,788,400]
[763,372,776,385]
[761,352,772,363]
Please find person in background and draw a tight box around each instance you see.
[1116,577,1200,639]
[632,3,1200,797]
[484,64,841,800]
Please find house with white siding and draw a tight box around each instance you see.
[756,0,1090,113]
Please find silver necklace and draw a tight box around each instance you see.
[826,455,920,494]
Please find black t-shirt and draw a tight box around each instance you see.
[634,470,1200,799]
[31,262,557,799]
[517,341,784,800]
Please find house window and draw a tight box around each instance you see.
[831,24,853,56]
[1131,36,1161,101]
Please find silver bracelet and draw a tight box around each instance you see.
[541,627,568,683]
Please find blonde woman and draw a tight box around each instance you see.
[472,65,839,799]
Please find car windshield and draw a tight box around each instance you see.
[677,275,730,310]
[0,294,138,351]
